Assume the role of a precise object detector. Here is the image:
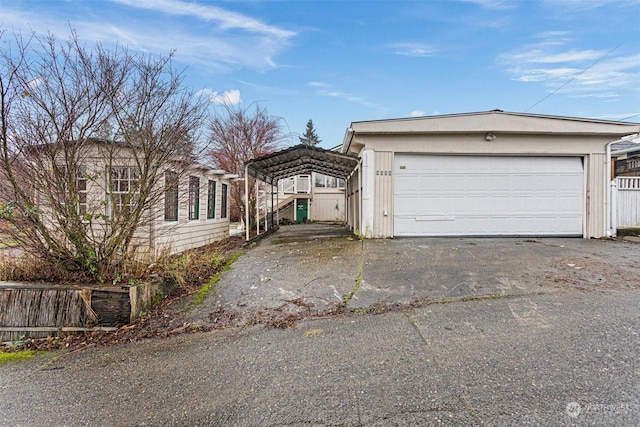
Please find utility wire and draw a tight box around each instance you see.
[524,43,623,113]
[620,112,640,121]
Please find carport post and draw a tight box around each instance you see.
[245,164,250,241]
[264,183,268,232]
[271,183,275,228]
[256,181,260,236]
[276,181,280,226]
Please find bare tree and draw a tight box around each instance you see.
[0,29,209,282]
[208,103,285,227]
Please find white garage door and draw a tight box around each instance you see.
[394,155,584,236]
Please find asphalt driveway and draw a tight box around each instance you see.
[186,223,640,327]
[3,223,640,426]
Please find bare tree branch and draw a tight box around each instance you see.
[0,29,210,282]
[208,103,285,225]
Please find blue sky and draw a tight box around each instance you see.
[2,0,639,148]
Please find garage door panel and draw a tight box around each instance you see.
[394,155,584,236]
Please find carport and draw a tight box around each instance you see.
[244,144,359,240]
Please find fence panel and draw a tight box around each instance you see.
[616,177,640,228]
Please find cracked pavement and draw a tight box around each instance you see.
[2,224,639,426]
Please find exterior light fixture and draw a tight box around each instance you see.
[485,132,496,141]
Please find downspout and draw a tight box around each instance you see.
[606,141,614,237]
[358,158,363,235]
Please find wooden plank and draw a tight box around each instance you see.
[0,327,118,332]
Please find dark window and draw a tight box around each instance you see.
[221,183,228,219]
[188,176,200,220]
[207,180,216,219]
[164,171,178,221]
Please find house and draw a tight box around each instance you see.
[611,136,640,177]
[341,110,640,239]
[274,172,346,223]
[153,163,236,254]
[14,139,235,256]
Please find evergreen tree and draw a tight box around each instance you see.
[299,119,322,146]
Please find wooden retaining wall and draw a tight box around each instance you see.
[0,280,175,342]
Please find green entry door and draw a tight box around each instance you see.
[296,199,308,223]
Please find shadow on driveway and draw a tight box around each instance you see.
[186,224,640,327]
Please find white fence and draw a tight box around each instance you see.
[277,175,311,194]
[613,177,640,229]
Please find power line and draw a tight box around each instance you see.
[620,112,640,121]
[524,43,623,113]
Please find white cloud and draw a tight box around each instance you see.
[196,89,242,105]
[1,1,296,72]
[409,110,425,117]
[317,89,378,108]
[458,0,515,10]
[541,0,636,12]
[499,33,640,97]
[504,49,605,64]
[308,82,330,88]
[312,84,380,110]
[388,43,435,57]
[112,0,295,39]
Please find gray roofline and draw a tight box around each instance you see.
[346,110,640,127]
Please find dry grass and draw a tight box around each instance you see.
[0,237,244,289]
[0,255,62,283]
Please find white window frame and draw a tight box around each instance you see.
[107,166,139,217]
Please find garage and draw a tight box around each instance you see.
[393,154,584,236]
[340,110,640,239]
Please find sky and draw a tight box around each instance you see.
[1,0,639,149]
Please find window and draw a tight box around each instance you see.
[108,166,139,216]
[207,180,216,219]
[77,167,87,215]
[164,171,178,221]
[188,176,199,220]
[59,165,87,215]
[313,173,345,189]
[221,183,228,219]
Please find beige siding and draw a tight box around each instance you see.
[359,134,609,156]
[153,173,231,254]
[154,219,229,254]
[373,151,393,238]
[586,153,607,238]
[311,190,346,222]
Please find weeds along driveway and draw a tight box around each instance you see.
[186,225,640,328]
